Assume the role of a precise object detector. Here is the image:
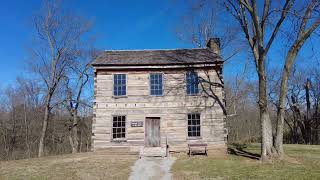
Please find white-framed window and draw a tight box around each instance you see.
[150,73,163,96]
[113,74,127,96]
[187,113,201,137]
[186,71,199,95]
[112,115,126,139]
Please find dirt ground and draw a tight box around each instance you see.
[129,156,176,180]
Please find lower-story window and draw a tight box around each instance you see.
[187,113,200,137]
[112,116,126,139]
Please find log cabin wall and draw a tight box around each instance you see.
[92,67,226,152]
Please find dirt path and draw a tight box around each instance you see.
[129,156,176,180]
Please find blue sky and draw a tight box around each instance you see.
[0,0,318,88]
[0,0,192,87]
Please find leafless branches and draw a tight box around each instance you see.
[28,0,93,157]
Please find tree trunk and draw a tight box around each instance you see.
[69,111,79,154]
[305,79,312,144]
[38,95,51,157]
[68,132,75,153]
[79,128,83,153]
[275,50,299,156]
[275,65,290,156]
[23,101,30,158]
[258,72,274,161]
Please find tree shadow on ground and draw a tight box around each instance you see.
[227,144,261,160]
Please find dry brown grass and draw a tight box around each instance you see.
[0,150,137,180]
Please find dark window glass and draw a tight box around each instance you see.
[150,73,163,96]
[187,113,200,137]
[113,74,126,96]
[186,71,199,95]
[112,116,126,139]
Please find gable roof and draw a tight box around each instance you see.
[92,48,223,67]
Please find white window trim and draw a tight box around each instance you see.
[111,115,127,141]
[186,112,202,139]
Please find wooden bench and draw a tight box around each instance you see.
[188,144,208,157]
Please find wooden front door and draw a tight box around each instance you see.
[145,117,160,147]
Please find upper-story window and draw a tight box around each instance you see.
[113,74,127,96]
[186,71,199,95]
[150,73,163,96]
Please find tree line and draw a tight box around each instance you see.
[0,1,94,160]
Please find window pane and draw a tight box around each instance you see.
[113,74,126,96]
[186,71,199,95]
[112,116,126,139]
[187,113,200,137]
[116,128,121,133]
[150,73,163,95]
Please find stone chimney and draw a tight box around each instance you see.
[206,38,220,55]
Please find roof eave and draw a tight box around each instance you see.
[92,62,223,70]
[91,60,223,67]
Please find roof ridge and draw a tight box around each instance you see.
[104,48,209,52]
[92,47,223,66]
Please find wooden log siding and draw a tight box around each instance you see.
[92,68,227,152]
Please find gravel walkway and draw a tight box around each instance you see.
[129,156,176,180]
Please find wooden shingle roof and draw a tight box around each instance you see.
[92,48,223,66]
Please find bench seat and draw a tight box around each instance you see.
[188,143,208,157]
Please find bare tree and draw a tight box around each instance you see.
[30,0,92,157]
[63,59,92,153]
[225,0,320,160]
[225,0,295,161]
[274,0,320,156]
[282,65,320,145]
[175,0,243,61]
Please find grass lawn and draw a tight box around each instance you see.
[0,151,137,180]
[172,144,320,180]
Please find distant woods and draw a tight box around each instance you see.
[226,65,320,145]
[0,0,94,160]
